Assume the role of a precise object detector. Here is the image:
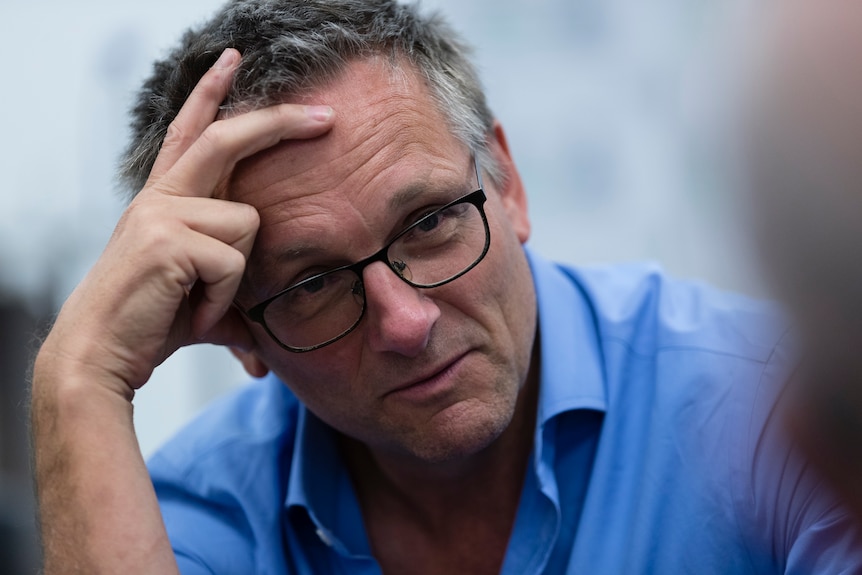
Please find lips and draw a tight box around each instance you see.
[382,351,470,399]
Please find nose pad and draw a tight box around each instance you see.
[391,259,412,282]
[362,261,440,356]
[351,277,364,298]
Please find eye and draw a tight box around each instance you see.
[299,275,325,294]
[280,263,341,294]
[416,212,440,233]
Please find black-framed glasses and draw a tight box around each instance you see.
[243,157,490,352]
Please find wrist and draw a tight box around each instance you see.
[32,336,137,414]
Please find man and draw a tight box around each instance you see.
[748,0,862,521]
[30,1,861,573]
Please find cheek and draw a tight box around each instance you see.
[485,210,535,303]
[435,215,535,367]
[260,336,364,401]
[270,347,344,384]
[483,215,537,362]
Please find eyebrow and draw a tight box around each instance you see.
[254,166,476,288]
[386,182,443,212]
[385,170,475,213]
[269,244,331,271]
[245,243,332,301]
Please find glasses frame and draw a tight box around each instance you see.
[244,157,489,352]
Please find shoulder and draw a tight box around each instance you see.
[538,259,804,570]
[551,260,794,448]
[529,252,792,419]
[554,259,787,362]
[536,256,862,571]
[146,374,301,573]
[147,373,300,481]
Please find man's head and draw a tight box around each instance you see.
[121,0,502,197]
[125,0,538,466]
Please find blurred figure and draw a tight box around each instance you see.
[748,0,862,520]
[0,295,43,573]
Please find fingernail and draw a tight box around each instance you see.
[306,105,333,122]
[213,48,238,69]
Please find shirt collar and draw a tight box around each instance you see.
[283,245,607,551]
[284,407,371,557]
[525,245,608,423]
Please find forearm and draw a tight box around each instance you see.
[32,348,178,575]
[27,47,333,573]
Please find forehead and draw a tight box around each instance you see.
[227,56,466,208]
[228,57,473,293]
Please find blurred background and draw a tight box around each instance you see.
[0,0,755,570]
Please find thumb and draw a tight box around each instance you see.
[195,305,257,352]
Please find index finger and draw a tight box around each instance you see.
[158,103,334,199]
[147,48,241,184]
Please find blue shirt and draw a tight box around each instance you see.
[148,248,862,574]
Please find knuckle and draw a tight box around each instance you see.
[225,247,247,273]
[121,197,154,227]
[200,120,228,144]
[209,247,247,286]
[270,103,293,121]
[236,202,261,231]
[272,104,304,128]
[196,69,229,100]
[123,200,179,252]
[162,121,192,151]
[194,123,228,158]
[125,195,166,223]
[142,221,181,257]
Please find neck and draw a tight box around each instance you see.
[341,343,541,534]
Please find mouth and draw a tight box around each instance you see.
[382,352,470,402]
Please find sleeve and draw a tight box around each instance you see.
[149,461,258,575]
[731,339,862,574]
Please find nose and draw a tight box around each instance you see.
[361,261,441,357]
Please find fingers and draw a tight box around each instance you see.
[148,49,241,183]
[73,48,335,387]
[128,195,260,255]
[115,194,260,338]
[160,103,334,198]
[198,306,256,351]
[144,47,335,199]
[185,232,249,338]
[122,196,259,342]
[135,47,334,339]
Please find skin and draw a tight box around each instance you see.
[31,49,335,574]
[229,56,539,573]
[232,57,536,464]
[31,49,539,574]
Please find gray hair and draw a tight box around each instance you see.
[120,0,502,198]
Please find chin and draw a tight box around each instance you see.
[400,397,516,465]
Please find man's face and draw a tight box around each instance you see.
[229,58,537,464]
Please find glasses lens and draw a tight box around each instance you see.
[388,198,487,287]
[260,192,488,351]
[263,269,364,350]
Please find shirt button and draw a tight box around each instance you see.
[316,528,334,547]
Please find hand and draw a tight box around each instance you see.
[30,48,335,574]
[39,48,334,397]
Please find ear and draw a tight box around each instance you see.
[487,121,530,244]
[229,347,271,379]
